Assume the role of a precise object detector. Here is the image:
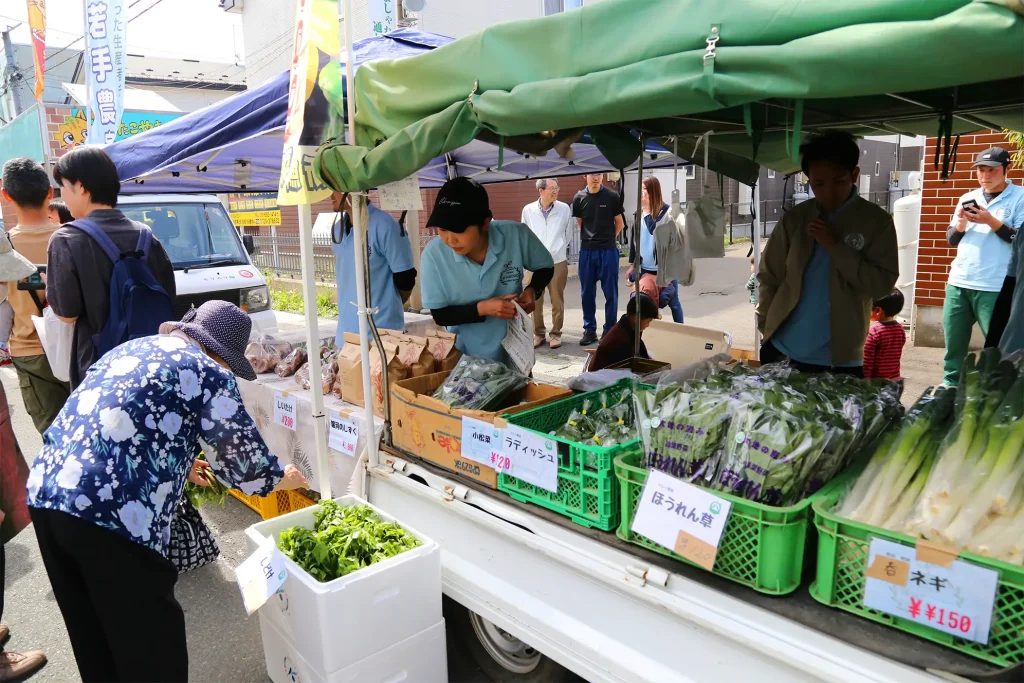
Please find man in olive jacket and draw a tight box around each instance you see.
[756,132,899,376]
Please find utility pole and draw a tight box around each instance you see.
[2,29,25,117]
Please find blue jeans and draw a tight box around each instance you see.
[659,280,684,323]
[579,247,620,334]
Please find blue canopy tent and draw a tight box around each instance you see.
[105,29,689,194]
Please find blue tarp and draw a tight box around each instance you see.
[105,28,687,194]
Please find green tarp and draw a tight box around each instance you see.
[317,0,1024,190]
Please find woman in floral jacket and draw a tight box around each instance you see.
[26,301,307,683]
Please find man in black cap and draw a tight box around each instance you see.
[420,178,554,366]
[942,146,1022,384]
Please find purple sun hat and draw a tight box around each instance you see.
[166,300,257,380]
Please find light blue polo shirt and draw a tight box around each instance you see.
[333,202,415,342]
[421,220,554,364]
[948,181,1024,292]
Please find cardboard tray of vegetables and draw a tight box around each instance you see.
[244,496,442,675]
[616,363,904,595]
[812,350,1024,667]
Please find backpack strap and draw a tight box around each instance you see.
[135,226,153,258]
[70,219,121,263]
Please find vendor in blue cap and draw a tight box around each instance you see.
[331,191,417,341]
[421,177,555,365]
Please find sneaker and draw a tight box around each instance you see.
[533,335,545,349]
[549,335,562,350]
[580,330,598,346]
[0,347,10,368]
[0,650,46,681]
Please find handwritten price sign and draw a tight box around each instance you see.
[863,538,998,644]
[501,424,557,492]
[461,416,501,466]
[328,411,359,456]
[273,393,297,431]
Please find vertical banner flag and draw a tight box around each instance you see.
[369,0,395,36]
[26,0,46,101]
[84,0,126,145]
[277,0,341,206]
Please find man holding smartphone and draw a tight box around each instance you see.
[943,146,1023,385]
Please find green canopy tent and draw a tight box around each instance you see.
[317,0,1023,190]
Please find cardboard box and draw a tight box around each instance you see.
[390,371,571,488]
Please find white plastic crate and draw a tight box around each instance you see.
[244,495,442,674]
[259,614,447,683]
[260,614,447,683]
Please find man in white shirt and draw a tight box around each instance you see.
[522,178,572,349]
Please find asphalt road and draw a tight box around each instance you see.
[0,243,946,682]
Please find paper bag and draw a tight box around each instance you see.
[370,340,407,417]
[336,333,364,404]
[425,330,461,372]
[32,308,73,383]
[393,334,435,378]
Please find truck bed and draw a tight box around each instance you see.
[371,446,1017,683]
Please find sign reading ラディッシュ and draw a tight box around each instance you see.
[228,193,282,227]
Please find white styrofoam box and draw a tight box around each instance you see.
[244,495,442,674]
[260,614,447,683]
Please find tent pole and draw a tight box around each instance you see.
[297,203,332,501]
[752,180,762,359]
[632,137,645,360]
[341,0,378,475]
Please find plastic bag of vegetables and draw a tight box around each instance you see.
[634,382,736,483]
[432,355,529,411]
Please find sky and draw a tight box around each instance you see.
[1,0,244,64]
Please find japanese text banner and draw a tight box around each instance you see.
[27,0,46,101]
[84,0,126,145]
[277,0,341,206]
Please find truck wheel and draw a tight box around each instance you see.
[444,596,576,682]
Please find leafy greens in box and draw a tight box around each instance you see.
[277,500,420,583]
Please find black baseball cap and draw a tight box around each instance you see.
[972,147,1011,168]
[426,177,492,233]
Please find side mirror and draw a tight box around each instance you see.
[242,234,256,255]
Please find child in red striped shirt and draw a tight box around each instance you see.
[863,289,906,380]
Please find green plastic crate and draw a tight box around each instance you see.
[497,379,638,530]
[613,449,818,595]
[811,490,1024,667]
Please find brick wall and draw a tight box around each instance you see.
[915,130,1021,345]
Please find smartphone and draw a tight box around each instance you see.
[962,199,979,212]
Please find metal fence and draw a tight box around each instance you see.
[251,234,337,281]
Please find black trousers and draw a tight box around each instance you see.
[29,508,187,683]
[760,340,865,378]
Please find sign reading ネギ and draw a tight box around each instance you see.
[229,193,283,227]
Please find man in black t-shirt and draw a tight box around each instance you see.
[47,147,176,389]
[572,173,624,345]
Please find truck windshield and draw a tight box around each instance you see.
[120,203,248,269]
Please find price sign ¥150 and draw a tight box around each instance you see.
[273,392,297,431]
[501,423,557,492]
[862,537,998,644]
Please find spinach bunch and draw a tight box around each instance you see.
[277,500,420,582]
